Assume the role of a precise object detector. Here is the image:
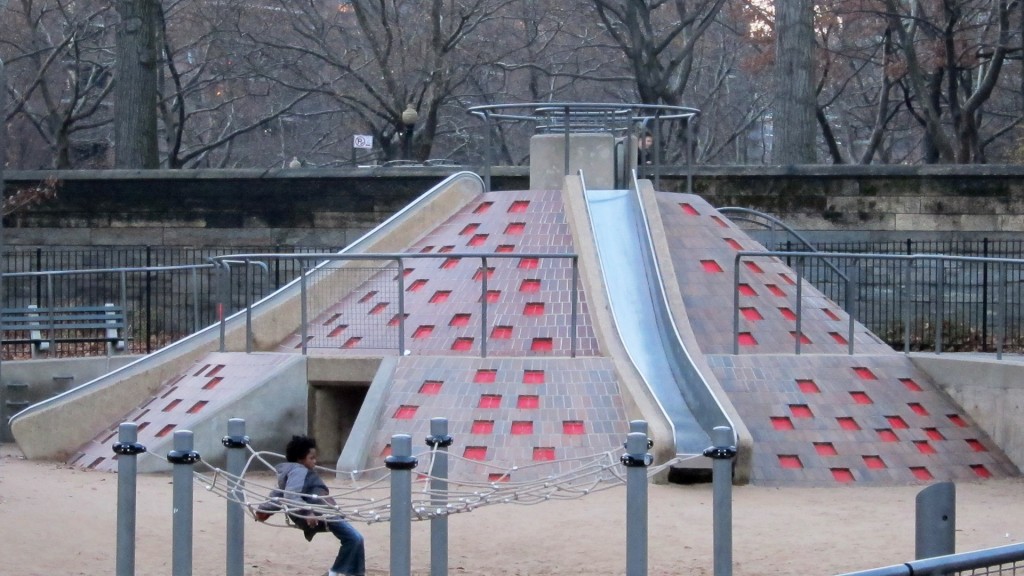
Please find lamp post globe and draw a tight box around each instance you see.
[401,104,418,161]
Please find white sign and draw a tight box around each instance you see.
[353,134,374,149]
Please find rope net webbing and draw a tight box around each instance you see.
[140,444,700,526]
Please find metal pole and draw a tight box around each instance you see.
[570,256,579,358]
[686,116,694,195]
[190,267,200,333]
[223,419,249,576]
[169,430,200,576]
[113,422,146,576]
[622,430,651,576]
[732,256,741,355]
[903,261,912,354]
[935,258,944,354]
[481,256,488,358]
[0,57,6,383]
[385,434,417,576]
[397,257,406,355]
[704,426,737,576]
[244,258,252,353]
[300,264,308,355]
[426,418,452,576]
[847,260,858,355]
[484,115,493,193]
[915,482,955,560]
[218,264,228,352]
[795,256,804,355]
[563,106,571,176]
[998,262,1006,360]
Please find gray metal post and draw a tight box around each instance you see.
[481,256,488,358]
[704,426,737,576]
[218,264,228,352]
[426,418,453,576]
[732,256,741,355]
[915,482,955,560]
[397,257,406,355]
[385,434,417,576]
[570,256,579,358]
[113,422,147,576]
[847,260,859,355]
[935,259,944,354]
[795,256,804,355]
[223,419,249,576]
[244,258,252,353]
[622,430,651,576]
[300,265,308,354]
[902,261,912,354]
[169,430,200,576]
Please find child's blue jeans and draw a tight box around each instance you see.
[326,517,365,576]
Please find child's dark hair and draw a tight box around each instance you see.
[285,435,317,462]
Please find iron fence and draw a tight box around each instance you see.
[1,246,338,358]
[836,542,1024,576]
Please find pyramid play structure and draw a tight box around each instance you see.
[11,149,1020,487]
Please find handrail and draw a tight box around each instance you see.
[211,251,580,358]
[836,541,1024,576]
[732,250,1024,359]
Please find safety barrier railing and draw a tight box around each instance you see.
[835,542,1024,576]
[211,252,580,358]
[733,251,1024,359]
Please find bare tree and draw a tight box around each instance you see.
[113,0,160,167]
[774,0,817,163]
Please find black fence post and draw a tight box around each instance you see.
[145,246,152,354]
[982,237,989,352]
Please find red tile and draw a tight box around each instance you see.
[790,331,812,344]
[710,215,728,227]
[509,200,530,213]
[496,244,515,253]
[822,308,841,321]
[449,313,470,327]
[915,441,936,454]
[680,203,700,215]
[741,307,763,321]
[911,467,933,481]
[452,338,474,351]
[523,370,545,384]
[459,223,479,235]
[163,399,182,412]
[971,464,992,478]
[563,421,585,434]
[948,414,968,427]
[850,392,873,405]
[738,332,758,346]
[488,473,510,483]
[186,401,207,414]
[394,405,417,419]
[505,222,526,235]
[203,377,223,390]
[473,267,495,281]
[474,369,497,383]
[724,238,743,251]
[328,324,348,337]
[524,302,545,316]
[473,201,493,214]
[966,439,987,452]
[517,395,539,409]
[468,234,488,247]
[419,380,443,394]
[511,421,534,435]
[369,302,389,315]
[440,257,461,270]
[925,428,945,441]
[745,261,764,274]
[779,455,803,469]
[877,429,899,442]
[767,284,786,297]
[886,416,908,429]
[900,378,923,392]
[321,313,341,326]
[830,332,848,345]
[853,367,877,380]
[520,279,541,292]
[701,260,724,273]
[790,404,813,418]
[518,257,539,269]
[407,279,427,292]
[429,291,451,304]
[533,447,556,461]
[380,445,392,457]
[471,420,494,434]
[908,403,929,416]
[779,307,797,321]
[484,290,501,303]
[478,394,501,408]
[419,246,435,253]
[738,284,757,296]
[412,325,434,339]
[388,314,408,327]
[831,468,855,483]
[771,417,794,430]
[837,417,860,431]
[207,364,225,377]
[814,442,837,456]
[531,338,553,352]
[439,245,455,253]
[464,446,487,460]
[779,273,796,286]
[358,291,377,303]
[796,379,820,394]
[156,424,176,438]
[863,456,886,469]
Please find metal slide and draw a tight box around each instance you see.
[584,187,712,458]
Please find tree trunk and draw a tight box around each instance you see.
[773,0,817,164]
[114,0,160,168]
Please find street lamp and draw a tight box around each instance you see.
[401,104,418,161]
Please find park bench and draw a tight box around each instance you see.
[1,303,127,357]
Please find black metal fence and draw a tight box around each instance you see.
[1,246,339,359]
[774,238,1024,353]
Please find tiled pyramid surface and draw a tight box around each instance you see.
[69,352,298,472]
[364,356,628,482]
[658,193,1018,485]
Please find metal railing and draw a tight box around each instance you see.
[733,250,1024,359]
[836,542,1024,576]
[211,252,581,358]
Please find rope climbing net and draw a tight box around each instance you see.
[143,443,700,526]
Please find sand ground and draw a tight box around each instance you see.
[2,443,1023,576]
